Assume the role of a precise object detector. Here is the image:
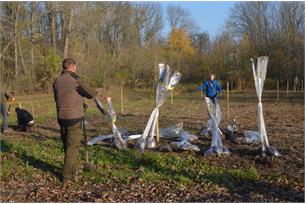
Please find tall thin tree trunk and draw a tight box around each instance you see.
[14,3,20,78]
[49,2,56,52]
[18,38,26,74]
[31,2,36,68]
[60,6,65,48]
[64,8,73,58]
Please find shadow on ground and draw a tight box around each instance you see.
[98,147,303,202]
[1,139,62,180]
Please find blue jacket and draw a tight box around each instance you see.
[199,80,222,99]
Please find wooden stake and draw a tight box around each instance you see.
[277,80,279,101]
[19,102,22,109]
[286,80,289,97]
[156,119,160,143]
[239,80,242,91]
[31,101,35,118]
[227,82,230,120]
[302,80,304,93]
[200,89,203,99]
[171,91,173,105]
[120,85,124,114]
[31,101,36,131]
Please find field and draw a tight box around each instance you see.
[0,88,304,202]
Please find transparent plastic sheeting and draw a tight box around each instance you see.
[251,57,280,157]
[159,122,198,142]
[158,122,200,152]
[243,130,261,144]
[107,97,128,150]
[134,64,182,152]
[93,97,127,150]
[87,129,130,145]
[88,123,200,152]
[204,97,230,155]
[160,141,200,152]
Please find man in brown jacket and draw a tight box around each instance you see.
[53,58,97,184]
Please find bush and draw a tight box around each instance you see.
[264,78,277,89]
[36,53,62,90]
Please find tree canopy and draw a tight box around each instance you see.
[0,1,303,92]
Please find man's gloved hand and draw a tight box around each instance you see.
[219,92,223,97]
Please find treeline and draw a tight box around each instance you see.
[0,1,304,92]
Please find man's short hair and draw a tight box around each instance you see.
[62,58,76,70]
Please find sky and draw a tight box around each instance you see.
[160,1,236,38]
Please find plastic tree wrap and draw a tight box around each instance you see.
[201,99,222,137]
[159,122,183,139]
[88,123,198,146]
[179,129,198,142]
[93,97,127,150]
[204,97,230,156]
[135,64,182,152]
[160,141,200,152]
[87,134,113,145]
[106,97,128,150]
[243,130,261,144]
[251,57,280,157]
[87,129,129,145]
[158,123,199,152]
[159,122,198,142]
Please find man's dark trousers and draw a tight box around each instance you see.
[60,122,83,181]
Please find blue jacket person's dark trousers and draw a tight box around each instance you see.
[0,103,8,131]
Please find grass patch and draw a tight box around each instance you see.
[1,91,273,194]
[0,137,63,182]
[1,134,262,191]
[229,167,259,181]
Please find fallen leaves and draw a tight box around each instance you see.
[0,100,304,202]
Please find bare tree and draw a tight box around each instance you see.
[228,2,272,54]
[277,1,304,78]
[134,2,163,44]
[192,31,211,55]
[167,4,198,34]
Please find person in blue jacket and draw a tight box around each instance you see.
[199,73,222,99]
[199,73,222,137]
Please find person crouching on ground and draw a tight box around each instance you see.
[15,107,34,131]
[199,73,222,135]
[53,58,97,185]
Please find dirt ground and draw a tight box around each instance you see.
[0,91,304,202]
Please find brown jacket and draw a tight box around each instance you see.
[53,70,97,126]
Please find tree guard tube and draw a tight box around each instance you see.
[251,57,280,157]
[134,63,182,152]
[204,97,230,156]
